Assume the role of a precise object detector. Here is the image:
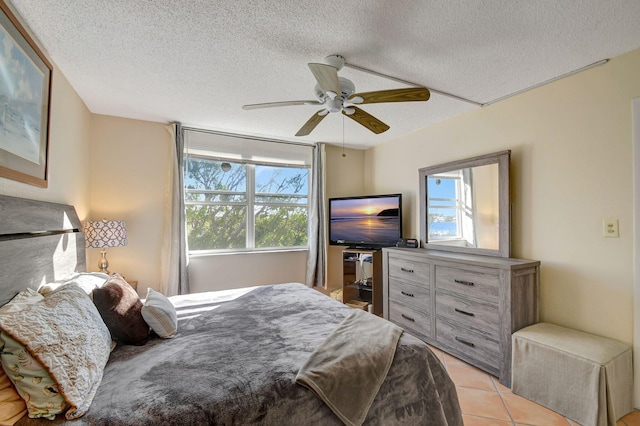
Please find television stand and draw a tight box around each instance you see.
[341,248,382,315]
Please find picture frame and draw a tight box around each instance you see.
[0,0,52,188]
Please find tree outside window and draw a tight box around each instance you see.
[184,157,309,252]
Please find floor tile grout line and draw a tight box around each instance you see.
[491,376,516,424]
[463,413,516,425]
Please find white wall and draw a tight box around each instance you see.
[87,115,171,295]
[365,48,640,353]
[188,251,308,293]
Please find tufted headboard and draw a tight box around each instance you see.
[0,195,86,306]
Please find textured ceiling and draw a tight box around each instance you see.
[8,0,640,149]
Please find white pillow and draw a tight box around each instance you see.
[0,288,43,314]
[141,288,178,338]
[38,272,109,298]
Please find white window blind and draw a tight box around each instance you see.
[183,128,313,166]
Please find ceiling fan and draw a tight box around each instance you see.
[242,55,431,137]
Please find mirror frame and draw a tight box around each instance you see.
[419,150,511,258]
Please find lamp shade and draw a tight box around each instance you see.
[84,220,128,248]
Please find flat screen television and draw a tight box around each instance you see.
[328,193,402,249]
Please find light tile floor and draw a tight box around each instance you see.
[427,344,640,426]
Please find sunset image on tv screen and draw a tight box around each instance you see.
[330,196,400,243]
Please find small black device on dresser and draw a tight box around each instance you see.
[396,238,418,248]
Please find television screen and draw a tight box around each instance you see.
[328,194,402,248]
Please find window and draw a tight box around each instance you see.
[427,174,461,239]
[427,169,475,244]
[183,129,312,253]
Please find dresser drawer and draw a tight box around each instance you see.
[435,265,499,303]
[387,255,430,286]
[388,300,431,341]
[435,291,499,339]
[388,278,429,311]
[436,318,500,373]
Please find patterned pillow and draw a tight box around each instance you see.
[0,289,42,422]
[0,333,68,420]
[0,284,112,420]
[0,357,27,425]
[141,288,178,338]
[92,274,149,345]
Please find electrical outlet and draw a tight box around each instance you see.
[603,219,619,238]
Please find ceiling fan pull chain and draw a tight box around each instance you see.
[342,114,346,158]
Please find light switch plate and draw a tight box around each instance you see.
[603,218,619,237]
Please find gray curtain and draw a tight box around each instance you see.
[175,123,189,294]
[161,122,190,295]
[305,143,327,287]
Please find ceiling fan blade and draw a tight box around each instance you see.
[349,87,430,104]
[343,106,390,134]
[242,100,321,110]
[295,110,329,136]
[308,63,340,98]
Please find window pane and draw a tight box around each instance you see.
[428,177,457,196]
[255,165,308,195]
[428,221,458,238]
[186,205,246,250]
[185,158,246,192]
[254,205,308,248]
[428,207,458,238]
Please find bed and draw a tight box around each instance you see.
[0,195,462,425]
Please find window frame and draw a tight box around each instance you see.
[184,154,311,254]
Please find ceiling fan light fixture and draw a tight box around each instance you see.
[348,95,364,104]
[343,107,355,115]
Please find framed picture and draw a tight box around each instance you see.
[0,0,52,188]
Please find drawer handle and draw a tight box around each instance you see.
[401,313,415,322]
[401,290,415,298]
[454,308,475,317]
[455,336,475,347]
[401,267,414,273]
[454,279,475,286]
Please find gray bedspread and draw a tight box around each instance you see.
[17,283,462,426]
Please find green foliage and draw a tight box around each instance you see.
[186,205,246,250]
[255,206,308,248]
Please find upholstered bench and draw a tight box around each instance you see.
[511,323,632,426]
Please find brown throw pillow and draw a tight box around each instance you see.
[92,274,149,345]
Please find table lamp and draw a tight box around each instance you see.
[84,219,128,274]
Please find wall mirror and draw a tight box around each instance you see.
[419,150,511,258]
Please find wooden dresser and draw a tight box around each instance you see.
[382,247,540,387]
